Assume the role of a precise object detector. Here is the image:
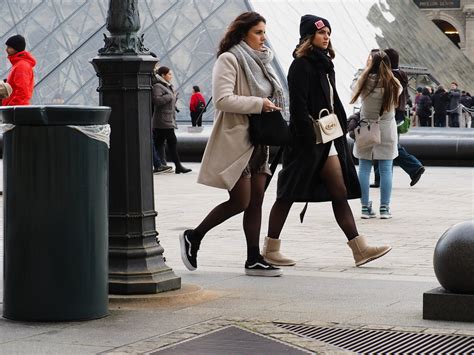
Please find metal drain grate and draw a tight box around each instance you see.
[153,326,310,354]
[276,323,474,354]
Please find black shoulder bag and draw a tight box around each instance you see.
[248,110,290,146]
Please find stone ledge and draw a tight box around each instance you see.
[423,287,474,322]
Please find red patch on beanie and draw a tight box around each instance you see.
[315,20,325,30]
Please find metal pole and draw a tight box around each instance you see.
[91,0,180,294]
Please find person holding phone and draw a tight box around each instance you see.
[351,51,402,219]
[179,12,284,277]
[152,66,192,174]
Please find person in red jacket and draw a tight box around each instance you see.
[189,85,206,127]
[3,34,36,106]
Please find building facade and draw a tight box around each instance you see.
[415,0,474,62]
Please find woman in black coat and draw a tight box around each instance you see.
[261,15,391,268]
[431,85,449,127]
[416,87,432,127]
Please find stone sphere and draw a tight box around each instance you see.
[433,221,474,294]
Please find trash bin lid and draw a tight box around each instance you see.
[0,105,111,125]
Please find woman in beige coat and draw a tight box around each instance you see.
[179,11,284,277]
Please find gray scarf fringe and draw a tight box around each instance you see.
[229,41,286,114]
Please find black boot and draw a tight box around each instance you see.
[370,180,380,188]
[168,143,191,174]
[175,165,192,174]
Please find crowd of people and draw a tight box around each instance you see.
[413,82,473,128]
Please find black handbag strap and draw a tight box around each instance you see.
[264,146,284,191]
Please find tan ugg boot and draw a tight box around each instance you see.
[262,237,296,266]
[347,235,391,267]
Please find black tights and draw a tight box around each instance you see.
[194,173,267,260]
[268,156,358,241]
[153,128,184,169]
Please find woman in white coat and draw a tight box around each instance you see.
[350,51,402,219]
[179,12,284,277]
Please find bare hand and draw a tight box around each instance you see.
[262,98,281,112]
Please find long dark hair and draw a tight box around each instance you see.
[295,34,335,59]
[217,11,266,57]
[350,51,400,113]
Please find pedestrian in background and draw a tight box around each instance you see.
[189,85,206,127]
[385,48,425,187]
[416,87,432,127]
[351,50,401,219]
[180,11,284,277]
[412,86,423,127]
[150,52,173,174]
[460,91,472,128]
[3,34,36,106]
[265,15,391,268]
[152,66,192,174]
[431,85,449,128]
[448,82,461,127]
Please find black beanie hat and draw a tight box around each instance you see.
[6,34,26,52]
[299,14,331,40]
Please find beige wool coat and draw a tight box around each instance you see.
[197,52,264,190]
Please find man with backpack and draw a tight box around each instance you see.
[189,85,206,127]
[3,34,36,106]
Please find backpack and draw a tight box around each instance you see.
[197,99,206,113]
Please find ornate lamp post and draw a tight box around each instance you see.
[91,0,181,294]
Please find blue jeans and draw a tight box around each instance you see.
[359,159,393,206]
[395,144,423,179]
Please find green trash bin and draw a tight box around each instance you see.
[1,105,111,321]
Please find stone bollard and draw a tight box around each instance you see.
[423,220,474,322]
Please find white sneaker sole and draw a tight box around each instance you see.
[361,215,376,219]
[179,231,196,271]
[380,215,392,219]
[245,268,283,277]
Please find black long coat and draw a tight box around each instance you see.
[277,51,361,202]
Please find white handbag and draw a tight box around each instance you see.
[311,75,343,144]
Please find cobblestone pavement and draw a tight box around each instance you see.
[155,164,473,281]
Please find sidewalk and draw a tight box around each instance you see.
[0,163,473,353]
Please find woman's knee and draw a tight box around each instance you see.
[233,197,250,212]
[247,191,265,210]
